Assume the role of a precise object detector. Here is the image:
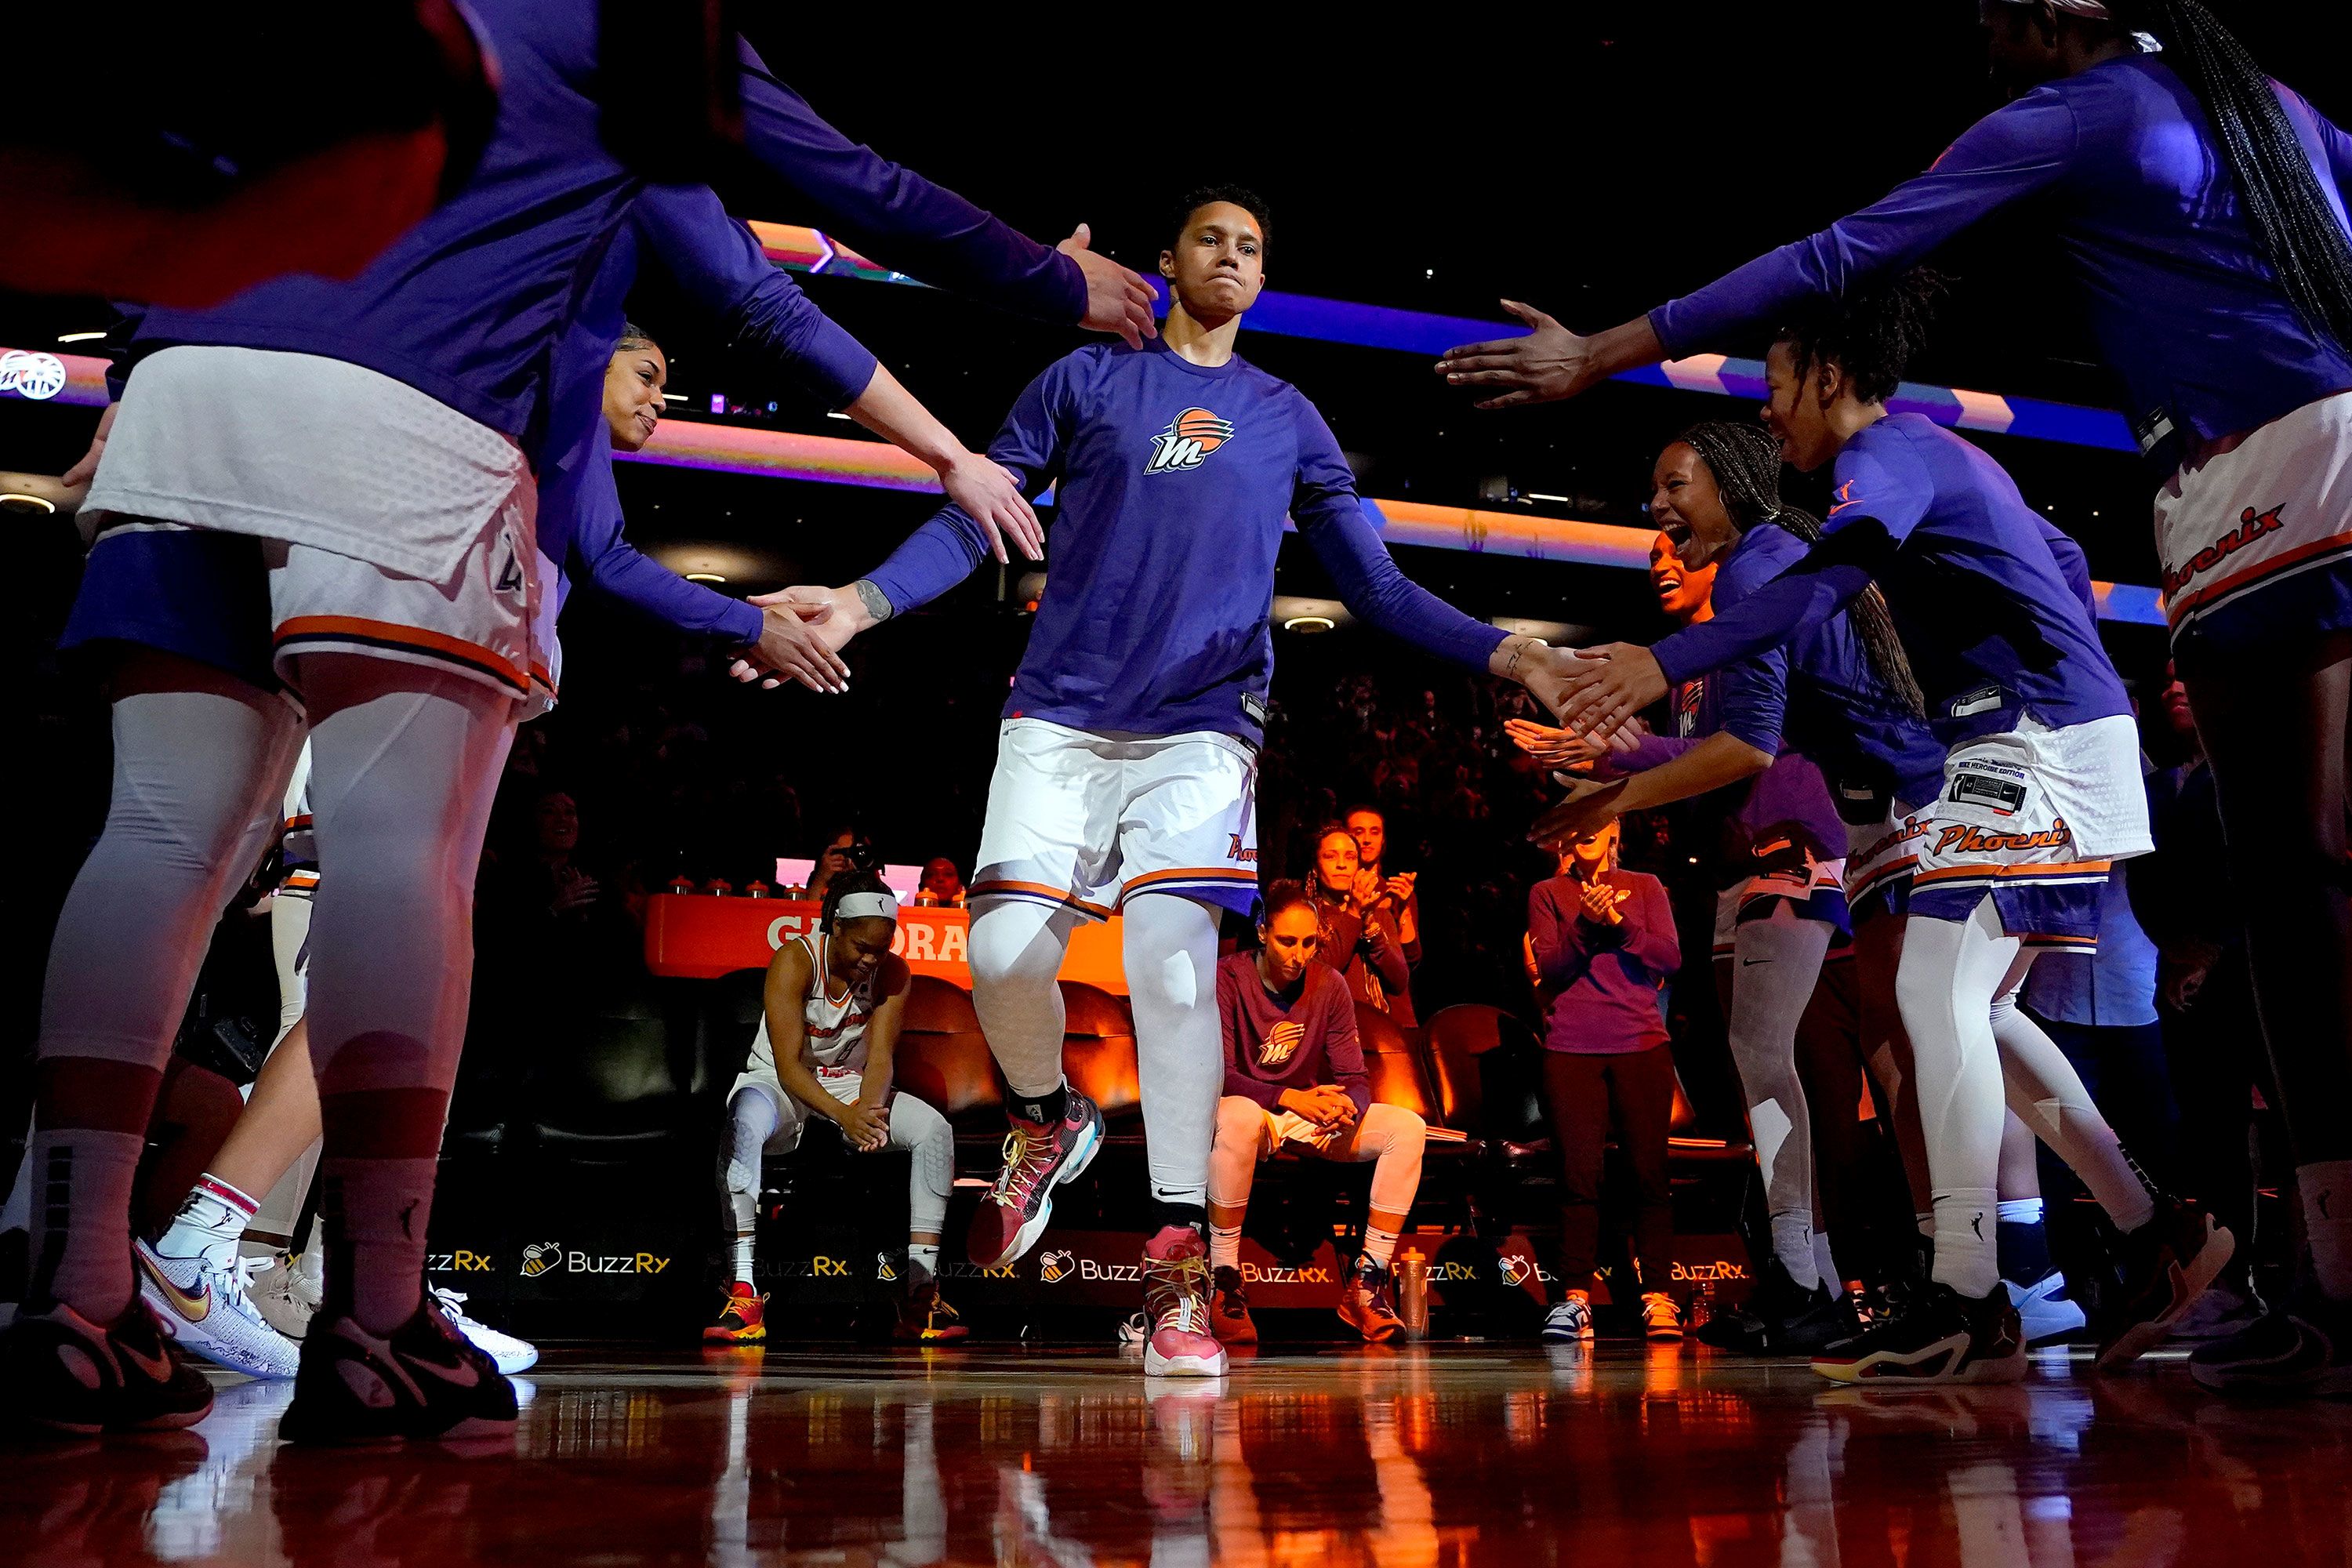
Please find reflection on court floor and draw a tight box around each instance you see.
[8,1344,2348,1566]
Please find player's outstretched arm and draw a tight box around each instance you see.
[844,367,1040,564]
[1436,88,2074,408]
[1527,731,1773,847]
[1434,303,1666,410]
[735,42,1152,344]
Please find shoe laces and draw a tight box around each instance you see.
[991,1125,1054,1204]
[430,1286,484,1330]
[1145,1251,1211,1336]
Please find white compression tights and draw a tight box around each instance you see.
[721,1082,954,1268]
[1726,902,1835,1287]
[967,893,1223,1210]
[40,688,303,1071]
[1897,898,2155,1296]
[299,670,515,1098]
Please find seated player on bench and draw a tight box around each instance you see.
[706,869,965,1345]
[1204,880,1426,1345]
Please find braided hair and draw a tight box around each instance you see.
[2110,0,2352,355]
[1674,419,1928,718]
[1774,268,1946,406]
[615,320,658,355]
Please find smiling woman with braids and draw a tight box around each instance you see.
[1443,0,2352,1396]
[1518,419,1949,1354]
[1532,276,2237,1386]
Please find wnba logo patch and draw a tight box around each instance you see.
[1144,407,1236,474]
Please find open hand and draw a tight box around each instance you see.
[1528,775,1630,849]
[1551,643,1669,735]
[1503,717,1612,768]
[1062,223,1158,349]
[941,452,1044,562]
[1435,300,1595,409]
[728,590,851,694]
[1579,878,1628,925]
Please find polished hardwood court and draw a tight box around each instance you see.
[9,1341,2352,1567]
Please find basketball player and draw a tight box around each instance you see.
[2,5,1158,1439]
[1439,0,2352,1393]
[706,871,964,1346]
[1523,422,1939,1352]
[783,187,1590,1376]
[1541,278,2230,1382]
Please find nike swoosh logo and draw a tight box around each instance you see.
[136,1249,211,1323]
[1740,958,1771,967]
[116,1335,176,1384]
[404,1350,482,1390]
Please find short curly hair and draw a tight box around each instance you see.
[1167,184,1271,257]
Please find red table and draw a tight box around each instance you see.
[642,895,1128,992]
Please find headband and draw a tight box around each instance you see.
[832,891,899,924]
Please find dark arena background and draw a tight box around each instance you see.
[6,3,2352,1563]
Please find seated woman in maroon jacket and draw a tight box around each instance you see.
[1528,820,1683,1344]
[1205,881,1427,1346]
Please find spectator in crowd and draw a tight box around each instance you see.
[1527,820,1683,1343]
[1345,805,1421,1023]
[1310,825,1412,1014]
[917,857,967,907]
[1204,881,1425,1345]
[807,824,874,903]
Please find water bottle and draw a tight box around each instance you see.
[1398,1249,1430,1339]
[1690,1279,1716,1333]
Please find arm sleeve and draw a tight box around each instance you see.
[631,186,877,409]
[1621,877,1682,975]
[735,40,1085,325]
[862,358,1070,614]
[1291,400,1508,672]
[1606,728,1704,775]
[2281,85,2352,203]
[1654,438,1927,686]
[1649,88,2078,355]
[1527,883,1592,987]
[568,455,764,644]
[1320,987,1374,1118]
[2037,517,2102,624]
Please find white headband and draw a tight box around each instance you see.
[832,891,899,924]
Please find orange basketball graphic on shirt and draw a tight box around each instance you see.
[1144,406,1238,474]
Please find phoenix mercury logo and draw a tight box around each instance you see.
[1144,407,1236,474]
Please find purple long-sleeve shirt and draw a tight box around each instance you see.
[1609,521,1947,841]
[864,339,1506,746]
[1528,871,1680,1055]
[1650,54,2352,447]
[1217,953,1372,1118]
[132,9,1083,454]
[1654,415,2129,748]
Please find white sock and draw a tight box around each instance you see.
[1811,1230,1840,1294]
[1123,895,1222,1212]
[1208,1221,1242,1272]
[156,1174,259,1268]
[1770,1211,1820,1290]
[1996,1197,2043,1225]
[1362,1221,1401,1271]
[907,1241,939,1280]
[1932,1187,2001,1298]
[2299,1160,2352,1303]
